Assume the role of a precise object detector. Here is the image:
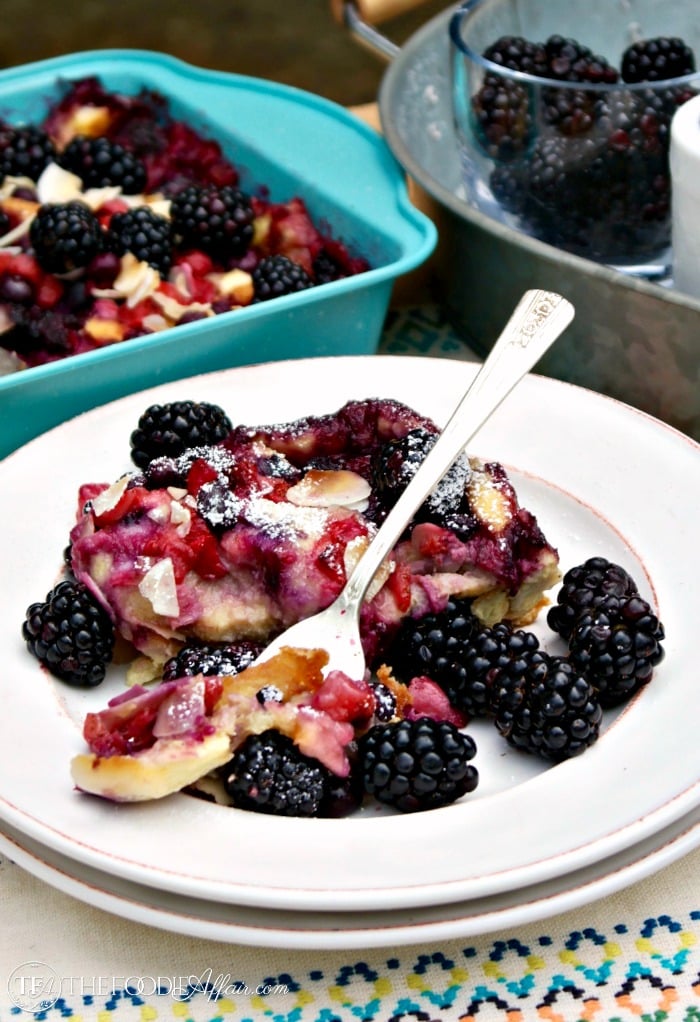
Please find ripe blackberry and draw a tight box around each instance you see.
[30,200,104,274]
[312,248,346,284]
[130,400,232,468]
[108,206,172,275]
[471,74,533,160]
[162,639,264,680]
[170,184,254,258]
[384,597,477,690]
[251,254,314,302]
[567,593,665,707]
[59,135,147,194]
[22,579,115,687]
[454,622,543,718]
[547,556,638,640]
[370,428,472,531]
[543,35,619,85]
[220,730,330,817]
[482,35,548,76]
[494,654,602,762]
[621,37,696,84]
[357,717,478,813]
[0,124,56,182]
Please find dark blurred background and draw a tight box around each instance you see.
[0,0,447,107]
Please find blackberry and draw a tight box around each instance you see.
[59,135,147,194]
[384,597,477,688]
[370,428,471,529]
[196,477,242,532]
[369,679,398,722]
[0,124,56,182]
[494,654,602,761]
[472,74,533,160]
[142,444,236,490]
[320,770,364,819]
[22,579,115,687]
[170,184,254,258]
[251,254,314,302]
[357,717,478,813]
[130,400,232,468]
[482,35,548,76]
[543,35,619,85]
[220,730,330,817]
[162,639,264,680]
[108,206,172,275]
[547,556,638,640]
[29,200,103,274]
[567,593,665,707]
[5,303,78,355]
[453,622,543,718]
[621,37,696,84]
[312,248,347,284]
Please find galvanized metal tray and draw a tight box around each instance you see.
[372,5,700,439]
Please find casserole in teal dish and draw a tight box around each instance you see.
[0,50,436,458]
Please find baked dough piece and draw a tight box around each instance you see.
[71,647,346,803]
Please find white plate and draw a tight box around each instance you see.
[2,807,699,950]
[0,355,698,912]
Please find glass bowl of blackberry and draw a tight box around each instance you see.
[449,0,700,277]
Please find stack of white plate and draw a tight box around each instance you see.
[1,356,698,949]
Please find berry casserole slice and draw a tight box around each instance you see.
[69,397,561,674]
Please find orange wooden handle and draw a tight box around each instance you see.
[331,0,430,26]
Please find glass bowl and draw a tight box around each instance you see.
[449,0,700,277]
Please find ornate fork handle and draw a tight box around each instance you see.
[340,290,574,611]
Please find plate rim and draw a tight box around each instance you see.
[1,354,698,912]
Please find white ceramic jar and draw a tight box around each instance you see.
[671,93,700,299]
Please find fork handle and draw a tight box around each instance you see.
[340,289,575,609]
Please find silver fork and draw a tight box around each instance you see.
[255,289,575,680]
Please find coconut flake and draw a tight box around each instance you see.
[139,557,179,617]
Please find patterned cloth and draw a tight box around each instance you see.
[1,308,698,1021]
[1,846,699,1020]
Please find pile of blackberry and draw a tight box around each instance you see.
[380,555,664,762]
[473,33,697,260]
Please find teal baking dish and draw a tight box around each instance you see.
[0,49,436,459]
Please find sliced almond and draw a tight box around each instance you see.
[36,162,83,204]
[1,195,39,222]
[141,313,170,332]
[91,476,129,517]
[83,317,125,344]
[252,213,271,247]
[150,290,212,322]
[138,557,179,618]
[113,253,160,307]
[210,267,254,305]
[61,105,112,145]
[286,469,371,510]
